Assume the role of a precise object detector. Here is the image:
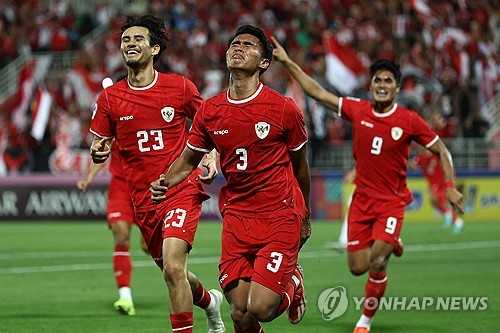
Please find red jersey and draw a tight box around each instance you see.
[414,151,445,189]
[108,145,123,178]
[339,97,439,203]
[188,83,308,217]
[90,71,204,212]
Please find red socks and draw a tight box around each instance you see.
[192,282,211,309]
[363,271,387,318]
[170,312,193,333]
[113,245,131,288]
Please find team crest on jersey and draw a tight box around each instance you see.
[255,122,270,139]
[391,126,403,141]
[161,107,175,122]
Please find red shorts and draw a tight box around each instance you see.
[106,175,135,225]
[347,192,406,252]
[219,210,300,295]
[135,186,207,268]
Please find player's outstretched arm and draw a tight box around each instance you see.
[428,139,464,214]
[77,161,106,192]
[271,36,340,112]
[150,146,205,203]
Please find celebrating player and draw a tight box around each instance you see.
[89,15,225,333]
[271,37,463,333]
[411,149,464,233]
[151,25,311,333]
[77,151,148,316]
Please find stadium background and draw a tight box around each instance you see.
[0,0,498,221]
[0,1,499,332]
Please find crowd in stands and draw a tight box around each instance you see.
[0,0,498,174]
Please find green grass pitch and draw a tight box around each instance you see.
[0,220,498,332]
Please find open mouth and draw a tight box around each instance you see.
[376,89,388,96]
[126,49,140,57]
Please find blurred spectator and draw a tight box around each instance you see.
[0,0,498,174]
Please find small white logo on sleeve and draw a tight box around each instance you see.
[92,103,98,120]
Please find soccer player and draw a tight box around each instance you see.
[151,25,311,333]
[89,15,225,333]
[77,151,146,316]
[411,149,464,233]
[271,38,463,333]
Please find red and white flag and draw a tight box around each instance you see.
[10,60,36,130]
[30,87,53,142]
[8,55,52,131]
[65,65,104,110]
[323,35,367,96]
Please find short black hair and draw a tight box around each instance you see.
[370,59,401,84]
[228,25,273,75]
[121,15,169,63]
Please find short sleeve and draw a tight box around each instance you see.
[187,103,214,153]
[183,77,204,120]
[90,91,115,138]
[411,113,439,148]
[283,98,308,151]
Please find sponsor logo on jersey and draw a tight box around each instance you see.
[391,126,403,140]
[361,120,374,128]
[255,121,270,139]
[119,115,134,121]
[161,107,175,122]
[213,129,229,135]
[220,273,229,284]
[107,212,122,219]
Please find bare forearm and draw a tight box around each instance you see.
[298,169,311,215]
[431,140,455,183]
[86,162,105,183]
[164,153,198,189]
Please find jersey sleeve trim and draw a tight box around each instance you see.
[187,141,211,153]
[425,135,440,148]
[89,129,114,139]
[289,139,308,151]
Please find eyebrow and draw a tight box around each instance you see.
[122,34,146,40]
[231,39,258,46]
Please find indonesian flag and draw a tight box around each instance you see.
[9,56,52,131]
[323,35,366,96]
[10,60,36,130]
[64,65,104,110]
[30,87,53,142]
